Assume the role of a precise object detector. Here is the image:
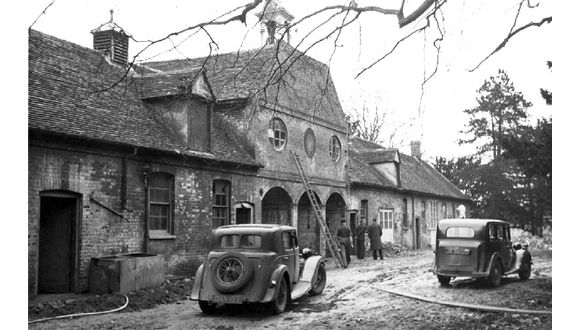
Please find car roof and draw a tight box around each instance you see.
[438,218,509,228]
[214,224,295,235]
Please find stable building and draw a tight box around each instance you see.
[347,137,471,249]
[28,4,348,298]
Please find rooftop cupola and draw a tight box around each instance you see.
[91,10,129,66]
[258,0,294,45]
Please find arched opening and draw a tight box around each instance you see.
[38,190,81,293]
[261,187,292,226]
[297,191,322,252]
[325,192,346,254]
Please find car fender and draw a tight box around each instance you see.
[300,255,324,285]
[260,264,289,303]
[189,264,205,301]
[484,252,502,276]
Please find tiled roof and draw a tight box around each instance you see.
[348,138,468,201]
[141,42,346,129]
[357,149,400,164]
[28,29,258,167]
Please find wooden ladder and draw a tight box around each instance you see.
[290,150,347,268]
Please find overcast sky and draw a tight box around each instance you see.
[26,0,553,160]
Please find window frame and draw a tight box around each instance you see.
[212,180,231,228]
[268,117,288,151]
[147,172,175,236]
[360,199,368,223]
[379,208,394,230]
[329,135,342,162]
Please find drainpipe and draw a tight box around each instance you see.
[411,195,416,249]
[121,147,138,210]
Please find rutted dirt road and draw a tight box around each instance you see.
[29,250,552,329]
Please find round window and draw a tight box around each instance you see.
[329,135,341,162]
[267,118,287,151]
[304,128,316,158]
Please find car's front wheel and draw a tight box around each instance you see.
[270,276,289,315]
[437,275,451,286]
[198,300,216,314]
[309,264,326,295]
[488,260,503,287]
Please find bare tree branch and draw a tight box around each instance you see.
[29,0,55,30]
[469,8,552,72]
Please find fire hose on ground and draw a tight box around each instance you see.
[28,295,129,325]
[377,288,551,315]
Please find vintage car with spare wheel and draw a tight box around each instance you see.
[190,224,326,314]
[433,219,532,287]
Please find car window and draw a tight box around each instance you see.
[282,231,292,250]
[446,227,475,238]
[488,224,496,239]
[240,235,261,248]
[497,225,505,240]
[220,234,262,248]
[221,235,240,248]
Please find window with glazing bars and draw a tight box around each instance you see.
[212,180,231,228]
[148,173,174,232]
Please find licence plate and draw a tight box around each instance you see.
[210,295,243,304]
[446,248,471,255]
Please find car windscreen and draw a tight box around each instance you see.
[220,234,262,248]
[445,227,475,238]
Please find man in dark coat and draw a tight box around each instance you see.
[337,219,351,266]
[354,219,366,259]
[367,218,383,260]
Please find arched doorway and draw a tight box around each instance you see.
[325,192,346,252]
[297,191,322,251]
[261,187,292,226]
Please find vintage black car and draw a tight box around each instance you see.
[190,224,326,314]
[433,219,532,287]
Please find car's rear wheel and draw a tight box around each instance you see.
[488,260,503,287]
[518,262,531,281]
[210,252,253,293]
[270,276,289,315]
[437,275,451,286]
[198,300,216,314]
[309,264,326,295]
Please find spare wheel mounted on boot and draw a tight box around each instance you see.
[210,252,253,293]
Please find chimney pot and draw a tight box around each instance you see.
[411,141,421,159]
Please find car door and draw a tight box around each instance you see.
[282,230,298,284]
[498,224,514,270]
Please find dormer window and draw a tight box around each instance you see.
[268,118,287,151]
[329,135,341,162]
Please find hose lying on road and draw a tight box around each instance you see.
[28,295,129,325]
[378,288,551,315]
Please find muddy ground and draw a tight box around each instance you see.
[28,250,552,329]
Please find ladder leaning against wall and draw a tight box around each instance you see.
[290,150,347,268]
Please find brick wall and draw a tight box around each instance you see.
[349,186,469,250]
[28,141,260,296]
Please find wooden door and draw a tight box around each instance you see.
[38,196,76,293]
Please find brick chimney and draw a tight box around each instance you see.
[410,141,421,159]
[91,10,129,66]
[258,0,294,45]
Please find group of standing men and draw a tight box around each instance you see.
[336,217,384,267]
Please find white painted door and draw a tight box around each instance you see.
[379,209,394,243]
